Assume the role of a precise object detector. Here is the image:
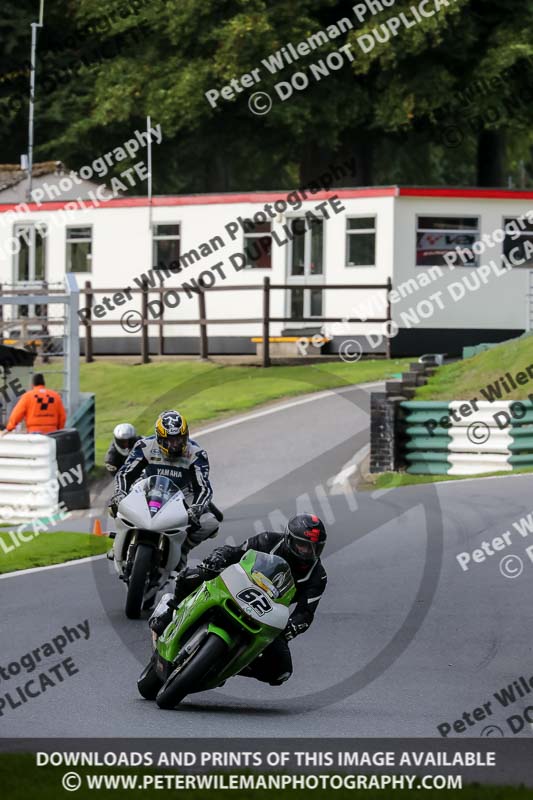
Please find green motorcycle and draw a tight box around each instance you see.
[137,549,295,708]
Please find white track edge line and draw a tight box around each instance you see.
[197,381,382,436]
[0,553,108,580]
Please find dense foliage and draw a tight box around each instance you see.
[1,0,532,192]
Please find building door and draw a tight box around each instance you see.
[13,223,47,321]
[286,217,324,325]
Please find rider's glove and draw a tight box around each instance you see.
[202,550,227,574]
[108,490,126,518]
[284,620,309,641]
[187,504,202,527]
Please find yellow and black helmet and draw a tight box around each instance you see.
[155,410,189,460]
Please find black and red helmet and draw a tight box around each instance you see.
[283,513,327,563]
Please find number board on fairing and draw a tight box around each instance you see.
[236,588,272,616]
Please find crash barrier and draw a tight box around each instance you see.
[68,392,96,472]
[0,434,60,522]
[462,331,530,360]
[401,400,533,475]
[47,428,91,510]
[462,342,496,359]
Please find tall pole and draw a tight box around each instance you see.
[147,115,153,230]
[27,0,44,202]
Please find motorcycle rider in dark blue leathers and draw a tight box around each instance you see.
[108,410,218,567]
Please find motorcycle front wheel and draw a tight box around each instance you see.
[156,633,228,709]
[125,544,153,619]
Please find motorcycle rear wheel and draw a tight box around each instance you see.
[156,633,228,709]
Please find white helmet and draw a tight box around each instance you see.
[113,423,137,457]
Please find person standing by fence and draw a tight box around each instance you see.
[1,373,67,434]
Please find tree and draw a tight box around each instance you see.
[0,0,531,190]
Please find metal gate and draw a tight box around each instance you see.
[0,273,80,422]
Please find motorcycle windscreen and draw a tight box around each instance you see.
[144,475,189,530]
[119,475,188,530]
[144,475,180,514]
[248,551,295,601]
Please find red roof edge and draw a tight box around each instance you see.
[0,186,399,214]
[399,187,533,200]
[1,185,533,213]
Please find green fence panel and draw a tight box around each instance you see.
[68,392,95,472]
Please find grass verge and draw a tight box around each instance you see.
[414,334,533,401]
[369,466,533,490]
[0,532,109,574]
[80,358,410,463]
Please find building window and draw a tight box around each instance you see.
[310,287,323,317]
[13,223,47,318]
[66,226,92,273]
[13,223,47,282]
[346,217,376,266]
[153,223,180,269]
[290,287,304,319]
[503,218,533,267]
[416,216,479,266]
[244,222,272,268]
[289,287,323,320]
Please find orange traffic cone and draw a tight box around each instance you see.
[92,519,104,536]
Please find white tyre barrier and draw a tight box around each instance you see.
[0,434,60,523]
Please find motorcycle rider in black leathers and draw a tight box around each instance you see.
[150,513,327,686]
[108,410,219,567]
[104,423,139,474]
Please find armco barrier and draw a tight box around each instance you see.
[402,400,533,475]
[0,434,60,521]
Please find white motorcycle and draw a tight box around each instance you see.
[112,475,189,619]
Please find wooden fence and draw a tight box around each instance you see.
[82,277,393,368]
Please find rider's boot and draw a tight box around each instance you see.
[176,539,192,572]
[149,594,179,636]
[149,569,202,635]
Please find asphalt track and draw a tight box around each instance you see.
[2,382,533,740]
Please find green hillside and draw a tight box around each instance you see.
[414,336,533,402]
[80,359,409,464]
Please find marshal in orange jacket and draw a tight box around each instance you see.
[6,384,67,434]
